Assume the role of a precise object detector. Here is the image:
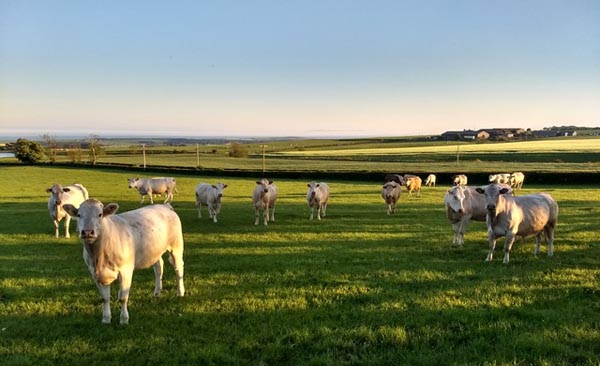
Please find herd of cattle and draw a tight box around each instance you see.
[44,171,557,324]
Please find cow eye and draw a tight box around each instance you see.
[76,214,80,218]
[98,213,102,217]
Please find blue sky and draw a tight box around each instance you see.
[1,0,599,137]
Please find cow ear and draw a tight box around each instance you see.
[499,188,510,195]
[212,185,217,189]
[62,187,71,192]
[103,203,119,216]
[269,180,274,185]
[222,184,228,188]
[46,187,52,193]
[307,183,311,187]
[63,204,78,217]
[256,181,261,185]
[135,178,139,181]
[475,188,485,194]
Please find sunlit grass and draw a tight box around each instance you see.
[0,166,599,365]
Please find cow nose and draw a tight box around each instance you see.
[264,189,268,193]
[218,193,223,198]
[487,204,496,211]
[81,230,95,238]
[458,208,464,214]
[55,200,62,205]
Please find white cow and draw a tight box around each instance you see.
[510,172,525,190]
[405,176,422,197]
[452,174,468,186]
[63,199,185,324]
[488,173,511,185]
[195,182,227,223]
[381,181,401,215]
[444,185,487,245]
[425,174,436,187]
[128,177,177,204]
[46,183,89,238]
[475,183,558,264]
[253,178,278,225]
[307,181,329,220]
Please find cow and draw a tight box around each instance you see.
[488,173,511,185]
[46,183,89,239]
[381,181,401,215]
[384,174,405,186]
[195,182,227,223]
[475,183,558,264]
[452,174,468,186]
[444,185,488,245]
[405,176,422,197]
[306,181,330,220]
[128,177,177,205]
[425,174,436,187]
[63,199,185,324]
[253,178,278,225]
[510,172,525,190]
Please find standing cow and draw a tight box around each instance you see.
[63,199,185,324]
[253,178,278,225]
[510,172,525,190]
[307,182,329,220]
[46,183,89,238]
[425,174,436,187]
[452,174,468,186]
[444,185,487,245]
[128,177,177,204]
[489,173,511,184]
[405,176,422,197]
[195,182,227,223]
[475,184,558,264]
[381,181,402,215]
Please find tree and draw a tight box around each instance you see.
[87,135,105,165]
[228,143,248,158]
[14,138,46,163]
[42,133,58,163]
[67,143,83,163]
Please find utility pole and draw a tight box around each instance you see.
[456,141,460,166]
[261,145,268,175]
[196,143,200,168]
[142,144,146,169]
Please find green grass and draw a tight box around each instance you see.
[0,166,599,366]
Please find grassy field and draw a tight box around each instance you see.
[0,165,599,366]
[5,136,598,174]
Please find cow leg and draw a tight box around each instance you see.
[452,223,460,245]
[309,206,314,220]
[118,270,133,325]
[148,193,154,204]
[197,201,202,218]
[164,190,172,204]
[485,232,497,262]
[322,202,327,217]
[317,204,322,220]
[211,207,218,223]
[545,226,555,257]
[64,215,71,239]
[153,257,164,297]
[98,284,112,324]
[53,219,60,239]
[534,233,542,256]
[270,205,275,222]
[263,207,269,226]
[254,208,260,225]
[503,234,517,264]
[169,252,185,297]
[140,195,146,205]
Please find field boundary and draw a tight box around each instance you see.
[3,161,598,185]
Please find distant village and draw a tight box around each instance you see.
[439,126,599,141]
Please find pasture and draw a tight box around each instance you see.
[0,165,599,366]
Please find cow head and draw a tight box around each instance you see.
[63,199,119,245]
[445,186,467,213]
[256,179,273,194]
[212,182,228,200]
[127,178,139,189]
[475,184,511,214]
[46,184,72,207]
[382,182,399,200]
[307,181,321,201]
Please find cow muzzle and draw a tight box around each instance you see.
[81,230,97,242]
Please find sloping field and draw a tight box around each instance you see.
[277,139,600,156]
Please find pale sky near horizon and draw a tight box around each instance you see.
[1,0,599,137]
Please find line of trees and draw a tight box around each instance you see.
[12,134,105,164]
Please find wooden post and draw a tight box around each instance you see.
[142,144,146,169]
[261,145,267,175]
[196,143,200,168]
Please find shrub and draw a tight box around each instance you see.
[229,143,248,158]
[14,138,46,163]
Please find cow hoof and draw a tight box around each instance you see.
[102,317,111,324]
[120,317,129,325]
